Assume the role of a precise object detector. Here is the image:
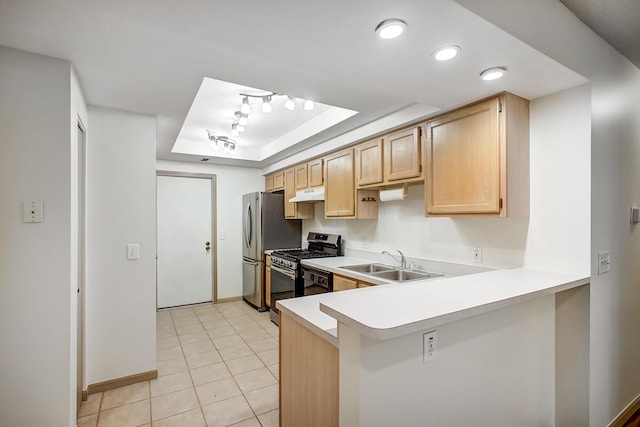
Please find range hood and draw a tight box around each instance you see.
[289,187,325,203]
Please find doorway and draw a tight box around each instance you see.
[156,172,217,309]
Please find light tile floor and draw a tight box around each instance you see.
[78,301,280,427]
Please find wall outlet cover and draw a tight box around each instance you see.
[597,251,610,274]
[423,330,437,364]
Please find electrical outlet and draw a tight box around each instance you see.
[472,248,482,263]
[597,251,610,274]
[423,330,437,363]
[361,236,369,249]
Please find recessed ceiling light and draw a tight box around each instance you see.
[480,67,507,81]
[375,19,407,40]
[433,45,460,61]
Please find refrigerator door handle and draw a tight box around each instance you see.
[243,257,260,266]
[244,203,252,249]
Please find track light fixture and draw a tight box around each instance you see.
[231,92,315,136]
[207,131,236,155]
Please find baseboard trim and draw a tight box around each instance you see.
[216,296,242,303]
[82,389,88,401]
[610,393,640,427]
[87,370,158,395]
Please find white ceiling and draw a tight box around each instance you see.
[172,77,357,161]
[0,0,590,168]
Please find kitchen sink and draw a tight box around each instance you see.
[339,263,444,282]
[340,263,395,273]
[369,269,444,282]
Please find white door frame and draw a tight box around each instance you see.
[156,171,218,303]
[76,118,87,409]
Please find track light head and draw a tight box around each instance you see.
[262,96,272,113]
[284,96,296,111]
[303,99,314,111]
[240,96,251,114]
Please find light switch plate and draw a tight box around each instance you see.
[22,201,44,223]
[127,244,140,260]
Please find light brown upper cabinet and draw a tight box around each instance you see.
[355,138,383,187]
[294,158,324,190]
[423,93,529,217]
[324,148,378,219]
[295,163,308,190]
[284,167,314,219]
[324,149,356,217]
[273,170,285,191]
[307,158,324,188]
[355,128,423,189]
[384,126,422,182]
[265,170,285,192]
[265,174,274,192]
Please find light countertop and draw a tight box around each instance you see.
[277,256,590,343]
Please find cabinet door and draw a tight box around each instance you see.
[355,139,383,186]
[308,158,324,188]
[333,274,357,292]
[384,127,421,181]
[424,98,501,215]
[273,171,285,190]
[324,149,355,217]
[295,163,308,190]
[284,168,297,218]
[265,174,274,192]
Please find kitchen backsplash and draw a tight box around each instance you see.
[302,184,529,269]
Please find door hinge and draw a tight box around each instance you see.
[499,198,503,209]
[498,102,503,113]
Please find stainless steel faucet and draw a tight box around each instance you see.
[382,250,407,270]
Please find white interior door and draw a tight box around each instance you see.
[157,175,213,308]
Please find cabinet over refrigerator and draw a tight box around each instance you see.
[242,192,301,311]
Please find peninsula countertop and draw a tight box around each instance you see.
[276,256,590,344]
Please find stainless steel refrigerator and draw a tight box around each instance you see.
[242,192,301,310]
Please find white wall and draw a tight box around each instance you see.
[340,295,556,426]
[524,84,591,275]
[86,107,157,385]
[155,160,264,299]
[452,1,640,424]
[0,47,74,427]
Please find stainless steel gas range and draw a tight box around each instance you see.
[269,232,342,325]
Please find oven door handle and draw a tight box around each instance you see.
[271,264,296,280]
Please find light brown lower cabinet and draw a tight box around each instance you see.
[333,274,357,291]
[357,280,375,288]
[280,312,338,427]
